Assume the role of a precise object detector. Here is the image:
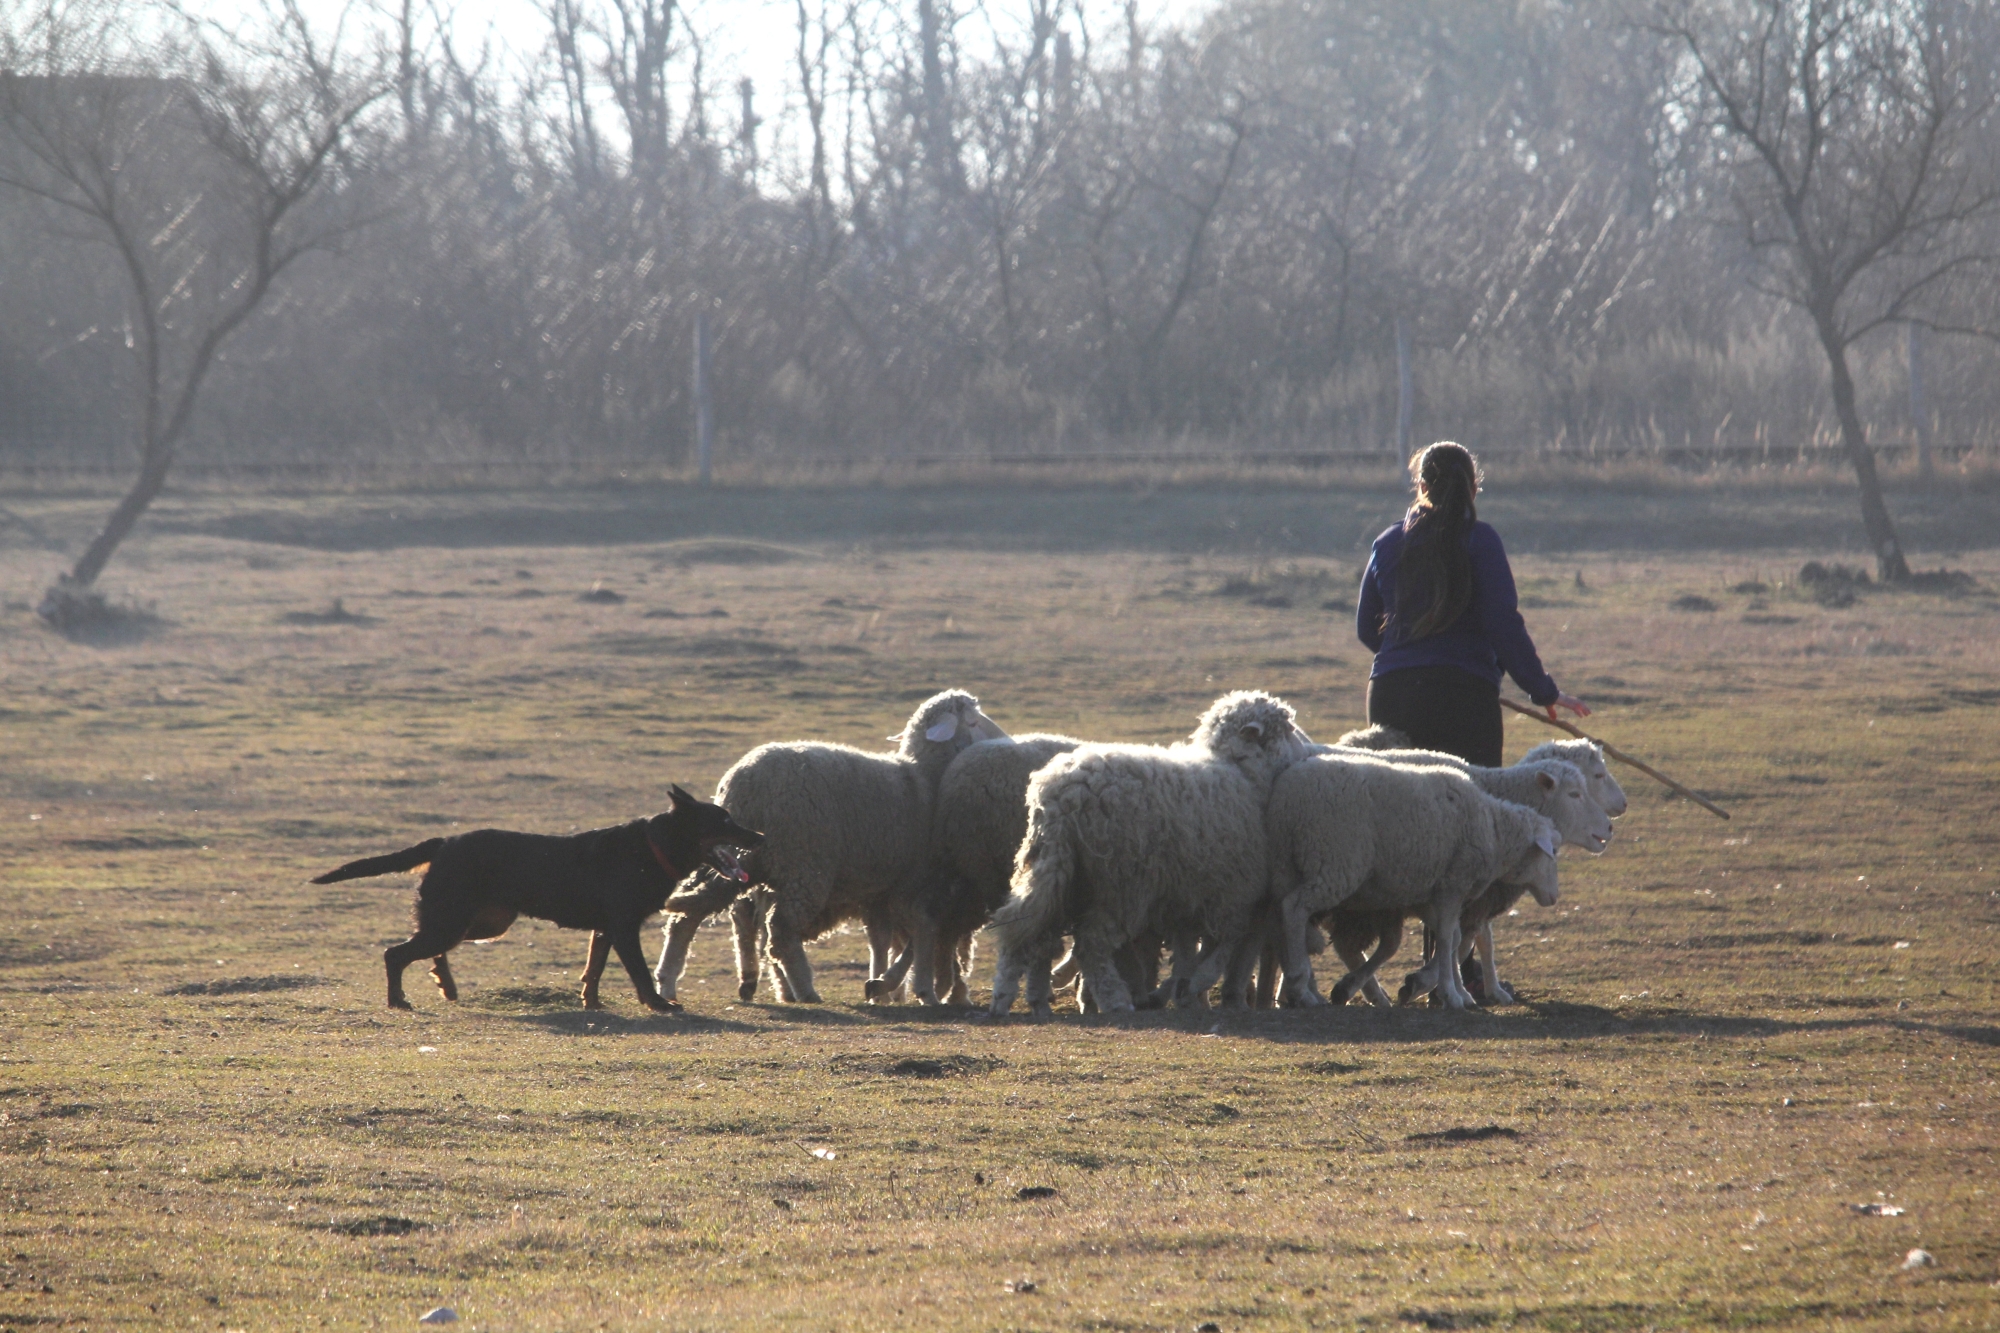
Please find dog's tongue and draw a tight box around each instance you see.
[712,845,750,883]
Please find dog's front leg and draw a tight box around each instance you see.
[580,932,612,1009]
[611,924,680,1013]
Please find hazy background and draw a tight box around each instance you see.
[3,0,1998,481]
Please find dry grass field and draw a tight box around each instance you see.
[1,479,1997,1331]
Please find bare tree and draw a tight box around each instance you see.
[0,1,384,625]
[1651,0,2000,580]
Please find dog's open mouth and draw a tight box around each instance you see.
[708,844,752,883]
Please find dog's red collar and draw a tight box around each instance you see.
[643,827,680,879]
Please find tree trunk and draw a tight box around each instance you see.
[69,449,172,586]
[1813,315,1911,582]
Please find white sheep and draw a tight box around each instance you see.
[1312,753,1608,1006]
[1523,737,1628,816]
[987,691,1312,1017]
[1290,728,1621,1008]
[1266,752,1563,1010]
[861,732,1085,1005]
[650,690,1006,1005]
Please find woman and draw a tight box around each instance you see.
[1356,441,1588,764]
[1354,441,1589,1001]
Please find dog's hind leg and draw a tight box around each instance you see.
[430,953,459,1002]
[385,926,462,1010]
[580,932,612,1009]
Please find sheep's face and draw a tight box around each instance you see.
[1506,823,1563,906]
[899,690,1009,756]
[1529,740,1628,817]
[1192,691,1307,764]
[1533,762,1614,854]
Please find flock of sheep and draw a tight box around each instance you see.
[649,688,1628,1016]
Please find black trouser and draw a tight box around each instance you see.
[1365,664,1503,996]
[1365,664,1503,766]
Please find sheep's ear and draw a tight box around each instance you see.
[1537,770,1556,791]
[924,714,960,743]
[1534,826,1561,858]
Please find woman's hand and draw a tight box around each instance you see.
[1547,692,1591,722]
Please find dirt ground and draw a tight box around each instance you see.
[1,480,1996,1330]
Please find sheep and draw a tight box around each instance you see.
[861,732,1085,1006]
[1265,752,1563,1010]
[649,690,1006,1005]
[1280,728,1619,1008]
[1314,753,1608,1007]
[987,691,1312,1017]
[1332,723,1413,751]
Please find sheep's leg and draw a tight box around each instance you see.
[1277,893,1324,1007]
[1113,943,1158,1009]
[946,933,972,1006]
[729,893,765,1002]
[867,935,918,1003]
[1254,939,1281,1008]
[1432,912,1475,1011]
[863,913,901,1003]
[1157,931,1205,1007]
[1022,943,1060,1018]
[988,943,1027,1016]
[1325,920,1376,1006]
[1215,931,1263,1009]
[1473,922,1514,1005]
[652,911,705,1004]
[1072,926,1135,1013]
[1361,922,1401,1009]
[1050,947,1080,989]
[1134,934,1163,1000]
[764,897,823,1004]
[896,908,943,1005]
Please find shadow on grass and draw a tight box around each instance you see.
[482,1006,763,1036]
[968,997,2000,1050]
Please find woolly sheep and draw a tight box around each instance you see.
[1522,737,1628,816]
[862,732,1085,1005]
[987,691,1312,1017]
[1266,752,1562,1010]
[1280,752,1608,1000]
[650,690,1006,1005]
[1314,753,1608,1007]
[1285,728,1618,1008]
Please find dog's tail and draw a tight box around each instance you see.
[310,839,446,884]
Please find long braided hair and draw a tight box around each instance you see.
[1390,442,1481,642]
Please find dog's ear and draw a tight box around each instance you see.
[667,783,692,809]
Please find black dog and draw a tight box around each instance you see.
[312,784,762,1012]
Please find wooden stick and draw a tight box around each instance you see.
[1498,696,1731,820]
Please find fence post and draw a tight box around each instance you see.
[1395,314,1412,459]
[694,306,714,486]
[1906,321,1934,483]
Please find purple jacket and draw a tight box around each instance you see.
[1355,519,1560,706]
